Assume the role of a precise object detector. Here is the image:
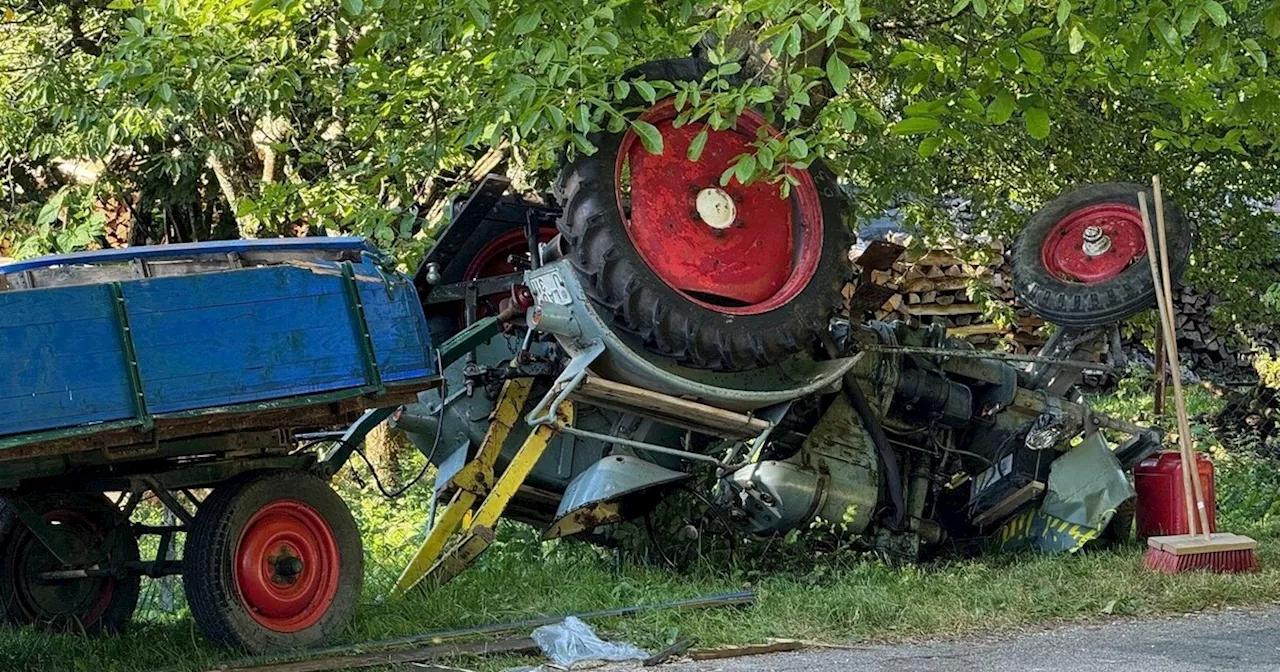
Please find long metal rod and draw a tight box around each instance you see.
[203,591,756,672]
[859,343,1110,370]
[552,422,733,469]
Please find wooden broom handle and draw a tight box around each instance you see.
[1152,176,1213,539]
[1138,193,1197,535]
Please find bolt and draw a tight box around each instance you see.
[1081,225,1112,257]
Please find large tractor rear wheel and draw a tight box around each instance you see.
[556,58,852,371]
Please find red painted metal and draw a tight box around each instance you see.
[616,100,824,315]
[1040,203,1146,284]
[234,500,340,633]
[460,227,557,319]
[1134,451,1216,540]
[462,227,558,282]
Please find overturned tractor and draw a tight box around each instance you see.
[390,60,1190,594]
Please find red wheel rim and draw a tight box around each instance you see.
[1040,203,1147,284]
[460,227,556,319]
[462,227,558,282]
[234,500,340,633]
[615,100,824,315]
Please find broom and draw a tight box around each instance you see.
[1139,177,1258,574]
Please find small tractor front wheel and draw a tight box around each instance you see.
[0,492,140,635]
[1012,182,1192,327]
[183,471,363,653]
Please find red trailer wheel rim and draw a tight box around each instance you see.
[1040,203,1146,284]
[615,100,824,315]
[234,500,340,633]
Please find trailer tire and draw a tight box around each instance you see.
[555,58,853,371]
[183,471,362,653]
[0,492,140,635]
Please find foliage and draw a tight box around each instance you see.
[2,0,1280,322]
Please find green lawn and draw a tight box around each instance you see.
[8,523,1280,672]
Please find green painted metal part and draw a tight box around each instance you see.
[341,261,385,394]
[438,315,503,370]
[110,281,152,431]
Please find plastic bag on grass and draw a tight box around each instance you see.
[531,616,647,667]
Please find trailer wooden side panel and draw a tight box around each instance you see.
[0,240,436,442]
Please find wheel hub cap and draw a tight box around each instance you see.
[1041,203,1146,284]
[695,188,737,230]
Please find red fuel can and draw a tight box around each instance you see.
[1133,451,1216,540]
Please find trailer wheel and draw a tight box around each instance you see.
[1012,182,1192,327]
[183,472,362,653]
[0,492,140,635]
[556,58,852,371]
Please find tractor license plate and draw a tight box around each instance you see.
[529,270,572,306]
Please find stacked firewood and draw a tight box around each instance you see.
[1161,287,1277,383]
[849,238,1048,354]
[100,198,133,248]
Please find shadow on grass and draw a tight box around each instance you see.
[7,525,1280,672]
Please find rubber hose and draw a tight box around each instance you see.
[843,373,906,530]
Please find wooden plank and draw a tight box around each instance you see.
[947,323,1007,337]
[972,481,1045,527]
[571,376,770,439]
[902,303,985,316]
[1148,533,1258,555]
[690,641,803,661]
[213,637,538,672]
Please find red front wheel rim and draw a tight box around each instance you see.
[1040,203,1147,284]
[234,500,340,633]
[615,99,824,315]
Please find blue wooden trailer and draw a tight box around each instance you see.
[0,237,438,651]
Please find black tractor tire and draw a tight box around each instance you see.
[1096,496,1137,548]
[555,58,853,371]
[0,492,140,635]
[1012,182,1192,328]
[183,471,362,653]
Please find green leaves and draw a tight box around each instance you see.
[1068,26,1084,54]
[632,120,664,155]
[634,80,657,104]
[890,116,942,135]
[341,0,363,16]
[1153,19,1180,51]
[1055,0,1071,26]
[1017,46,1045,73]
[687,128,708,161]
[826,55,850,92]
[1203,1,1228,27]
[1243,38,1268,71]
[986,91,1015,124]
[1024,107,1050,139]
[35,189,68,227]
[512,10,541,35]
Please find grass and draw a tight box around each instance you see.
[9,523,1280,672]
[8,371,1280,671]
